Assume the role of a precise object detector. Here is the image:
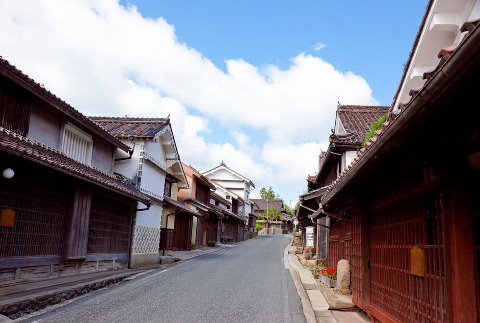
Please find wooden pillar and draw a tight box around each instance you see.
[442,162,477,322]
[360,207,371,309]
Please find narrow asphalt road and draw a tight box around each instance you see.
[22,235,305,323]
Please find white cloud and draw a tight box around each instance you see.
[0,0,377,203]
[313,43,326,51]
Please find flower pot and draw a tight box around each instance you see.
[320,275,337,288]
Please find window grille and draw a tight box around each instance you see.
[164,181,172,197]
[61,123,93,165]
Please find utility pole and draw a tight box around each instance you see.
[266,198,269,235]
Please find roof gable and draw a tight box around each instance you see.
[330,105,389,145]
[203,161,255,188]
[90,117,169,139]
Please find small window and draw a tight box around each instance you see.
[61,123,93,165]
[164,181,172,197]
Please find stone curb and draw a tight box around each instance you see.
[285,237,317,323]
[0,271,142,320]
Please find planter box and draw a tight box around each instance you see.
[319,275,337,288]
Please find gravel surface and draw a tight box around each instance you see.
[21,235,305,323]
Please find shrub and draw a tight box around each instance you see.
[207,241,216,247]
[363,114,388,147]
[255,223,263,231]
[191,243,196,250]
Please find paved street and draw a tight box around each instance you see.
[21,235,305,323]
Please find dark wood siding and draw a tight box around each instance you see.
[0,75,31,136]
[63,187,92,259]
[172,213,192,251]
[0,158,67,258]
[87,194,133,254]
[370,192,446,322]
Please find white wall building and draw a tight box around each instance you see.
[92,117,187,267]
[203,162,255,224]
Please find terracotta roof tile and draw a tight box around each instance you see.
[330,105,389,145]
[90,117,169,138]
[0,127,150,204]
[250,199,284,211]
[163,195,199,216]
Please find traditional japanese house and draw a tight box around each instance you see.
[319,1,480,321]
[209,191,245,243]
[91,117,188,262]
[251,198,292,234]
[0,56,150,285]
[203,161,255,225]
[177,163,217,248]
[317,105,388,264]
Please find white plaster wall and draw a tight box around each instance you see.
[191,216,198,244]
[91,137,114,173]
[136,200,163,227]
[28,105,61,149]
[161,207,175,229]
[144,140,166,168]
[345,151,357,169]
[206,168,237,180]
[142,163,166,196]
[114,140,144,181]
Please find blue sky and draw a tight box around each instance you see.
[122,0,427,154]
[124,0,427,105]
[0,0,428,204]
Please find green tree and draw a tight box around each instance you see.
[259,186,279,200]
[284,204,295,216]
[264,207,281,221]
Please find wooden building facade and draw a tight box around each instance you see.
[0,57,150,285]
[319,13,480,322]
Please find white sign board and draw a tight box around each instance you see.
[293,218,298,226]
[306,226,314,248]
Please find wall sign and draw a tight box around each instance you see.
[0,209,15,227]
[306,226,314,247]
[410,246,425,277]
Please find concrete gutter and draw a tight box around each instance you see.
[0,270,143,320]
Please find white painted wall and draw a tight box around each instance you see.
[114,139,144,181]
[28,105,61,149]
[136,200,162,227]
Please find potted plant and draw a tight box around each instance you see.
[320,267,337,288]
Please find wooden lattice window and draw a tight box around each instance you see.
[0,172,67,257]
[61,123,93,165]
[351,211,363,305]
[87,195,132,254]
[370,191,446,322]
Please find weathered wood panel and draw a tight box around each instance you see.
[87,194,132,254]
[63,187,92,260]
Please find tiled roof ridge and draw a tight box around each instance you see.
[0,56,130,152]
[90,116,169,123]
[0,126,150,204]
[338,104,390,111]
[322,19,480,202]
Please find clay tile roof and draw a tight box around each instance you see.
[0,127,150,205]
[90,117,169,138]
[163,195,199,216]
[250,199,284,212]
[331,105,389,145]
[0,56,131,153]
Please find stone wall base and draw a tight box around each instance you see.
[130,253,159,268]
